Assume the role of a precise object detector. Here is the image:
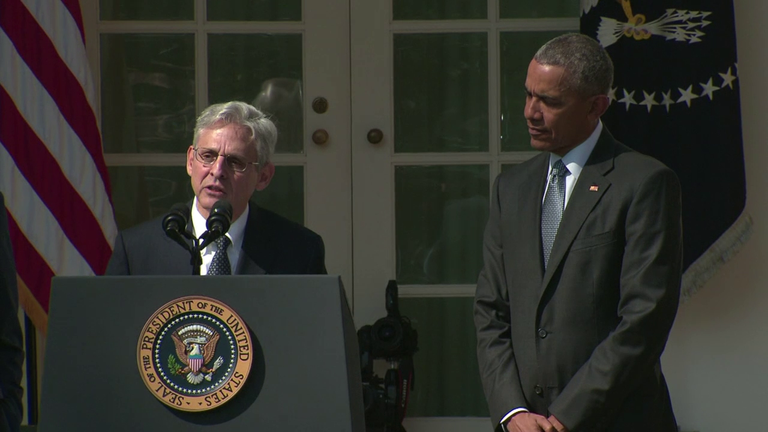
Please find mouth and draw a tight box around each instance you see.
[528,126,547,137]
[203,184,227,197]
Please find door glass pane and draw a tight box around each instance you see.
[207,0,301,21]
[394,33,488,153]
[108,166,192,230]
[393,0,486,21]
[399,297,488,417]
[208,34,304,154]
[395,165,489,284]
[108,165,304,229]
[500,31,567,152]
[499,0,578,19]
[100,0,194,21]
[101,34,195,154]
[251,165,304,225]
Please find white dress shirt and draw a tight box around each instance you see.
[190,197,249,275]
[541,120,603,208]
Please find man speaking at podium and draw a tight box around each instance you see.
[106,101,327,276]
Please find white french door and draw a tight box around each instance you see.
[350,1,578,430]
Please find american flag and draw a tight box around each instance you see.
[0,0,117,334]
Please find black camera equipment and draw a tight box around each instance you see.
[357,280,418,432]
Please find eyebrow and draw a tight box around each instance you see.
[524,87,559,103]
[198,148,248,160]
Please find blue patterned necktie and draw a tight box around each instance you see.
[208,236,231,275]
[541,159,569,269]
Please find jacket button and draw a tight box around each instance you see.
[534,385,543,396]
[537,328,548,338]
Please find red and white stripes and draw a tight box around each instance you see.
[0,0,116,330]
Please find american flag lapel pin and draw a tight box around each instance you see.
[589,185,599,192]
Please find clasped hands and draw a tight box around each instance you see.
[505,412,568,432]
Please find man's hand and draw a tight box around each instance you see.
[504,412,556,432]
[547,415,569,432]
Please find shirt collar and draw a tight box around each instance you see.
[190,198,249,255]
[548,120,603,178]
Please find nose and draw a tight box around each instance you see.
[524,97,540,121]
[209,154,228,178]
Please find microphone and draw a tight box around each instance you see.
[162,203,191,251]
[205,199,233,241]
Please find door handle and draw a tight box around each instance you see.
[367,128,383,144]
[312,129,329,145]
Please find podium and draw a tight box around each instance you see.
[38,275,365,432]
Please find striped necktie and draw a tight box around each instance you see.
[208,236,232,275]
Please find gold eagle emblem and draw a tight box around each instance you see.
[170,324,224,385]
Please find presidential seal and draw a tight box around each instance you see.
[137,296,252,411]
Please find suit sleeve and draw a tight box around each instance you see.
[548,166,683,430]
[474,176,527,427]
[0,194,23,432]
[308,234,327,275]
[104,231,130,275]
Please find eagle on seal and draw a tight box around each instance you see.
[172,328,223,385]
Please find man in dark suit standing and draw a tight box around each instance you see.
[474,34,682,432]
[106,101,326,275]
[0,192,24,432]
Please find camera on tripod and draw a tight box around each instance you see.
[357,280,418,432]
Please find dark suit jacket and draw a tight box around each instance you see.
[0,192,24,432]
[474,128,682,432]
[106,203,327,275]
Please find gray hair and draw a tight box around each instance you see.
[193,101,278,167]
[533,33,614,96]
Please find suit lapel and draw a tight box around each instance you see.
[158,209,198,275]
[183,203,197,249]
[541,130,617,290]
[235,204,268,275]
[514,154,549,282]
[159,234,201,274]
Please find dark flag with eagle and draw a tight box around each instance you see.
[580,0,751,300]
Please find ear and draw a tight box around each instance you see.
[588,95,610,120]
[186,146,195,176]
[255,162,275,191]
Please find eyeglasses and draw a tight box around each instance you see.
[193,148,259,173]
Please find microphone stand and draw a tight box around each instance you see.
[192,229,225,275]
[164,200,231,275]
[168,226,226,275]
[190,236,202,275]
[175,229,203,275]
